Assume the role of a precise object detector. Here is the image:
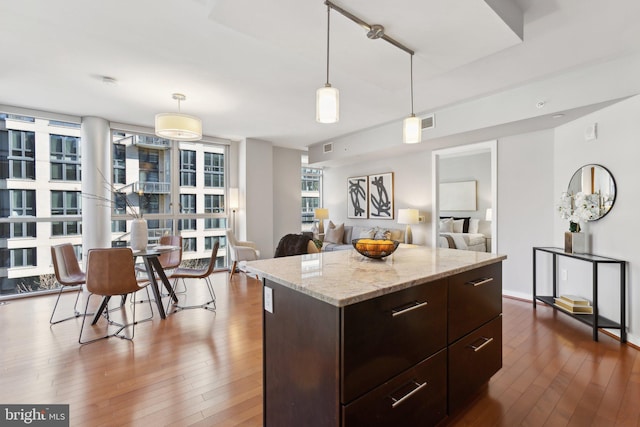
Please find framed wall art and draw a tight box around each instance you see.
[368,172,394,219]
[439,180,477,211]
[347,176,368,219]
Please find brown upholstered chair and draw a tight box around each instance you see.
[79,247,152,344]
[50,243,88,324]
[156,235,183,270]
[167,241,221,313]
[134,235,183,299]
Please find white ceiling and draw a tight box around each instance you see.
[1,0,639,150]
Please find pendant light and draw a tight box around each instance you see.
[155,93,202,141]
[403,54,422,144]
[316,5,339,124]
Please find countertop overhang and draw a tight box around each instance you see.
[246,246,506,307]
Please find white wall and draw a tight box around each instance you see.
[497,129,555,300]
[273,147,305,250]
[240,138,274,258]
[553,95,640,344]
[440,152,491,220]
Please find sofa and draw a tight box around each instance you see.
[320,223,405,252]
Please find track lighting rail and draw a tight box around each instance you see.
[324,0,414,55]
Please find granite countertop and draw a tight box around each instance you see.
[246,246,507,307]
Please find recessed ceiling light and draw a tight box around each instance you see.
[552,113,565,119]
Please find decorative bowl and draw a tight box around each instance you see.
[352,239,400,259]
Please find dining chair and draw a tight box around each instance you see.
[166,241,222,313]
[133,234,183,304]
[50,243,88,325]
[79,247,153,344]
[225,229,260,280]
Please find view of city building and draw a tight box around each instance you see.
[0,114,322,297]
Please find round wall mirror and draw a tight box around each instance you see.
[567,164,616,221]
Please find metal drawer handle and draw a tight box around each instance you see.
[390,381,427,408]
[468,337,493,352]
[465,277,493,287]
[391,301,428,317]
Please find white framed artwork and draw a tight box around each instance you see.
[368,172,394,219]
[347,176,368,219]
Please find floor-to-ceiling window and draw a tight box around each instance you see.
[301,158,322,232]
[0,114,82,296]
[0,111,230,298]
[110,129,229,270]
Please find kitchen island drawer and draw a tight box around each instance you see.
[342,349,447,427]
[448,315,502,413]
[342,279,447,403]
[448,262,502,343]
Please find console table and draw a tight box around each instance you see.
[532,247,626,342]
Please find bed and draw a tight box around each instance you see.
[438,217,490,252]
[438,232,487,251]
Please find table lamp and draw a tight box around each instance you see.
[314,208,329,235]
[397,208,419,244]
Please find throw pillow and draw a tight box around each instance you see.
[359,228,376,239]
[312,238,323,249]
[452,219,465,233]
[374,228,391,240]
[324,222,344,244]
[468,218,480,234]
[439,218,453,232]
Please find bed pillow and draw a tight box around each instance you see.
[439,218,453,232]
[441,216,471,232]
[468,218,480,234]
[324,222,344,244]
[452,219,465,233]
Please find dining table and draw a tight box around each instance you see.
[91,245,180,324]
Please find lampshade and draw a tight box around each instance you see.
[228,188,239,210]
[155,113,202,141]
[155,93,202,141]
[403,115,422,144]
[316,85,339,124]
[314,208,329,220]
[485,208,493,221]
[397,208,419,225]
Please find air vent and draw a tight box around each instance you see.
[421,114,435,130]
[323,142,333,153]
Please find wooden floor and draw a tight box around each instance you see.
[0,274,638,426]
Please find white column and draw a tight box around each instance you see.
[81,117,111,261]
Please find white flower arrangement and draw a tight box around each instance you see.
[557,191,599,232]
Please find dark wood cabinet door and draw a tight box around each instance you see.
[448,315,502,413]
[342,279,447,403]
[448,263,502,343]
[343,349,447,427]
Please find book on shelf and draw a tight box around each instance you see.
[553,295,593,314]
[558,295,590,306]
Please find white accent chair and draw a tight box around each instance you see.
[225,229,260,279]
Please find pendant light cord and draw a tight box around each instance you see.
[326,5,331,86]
[410,53,414,115]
